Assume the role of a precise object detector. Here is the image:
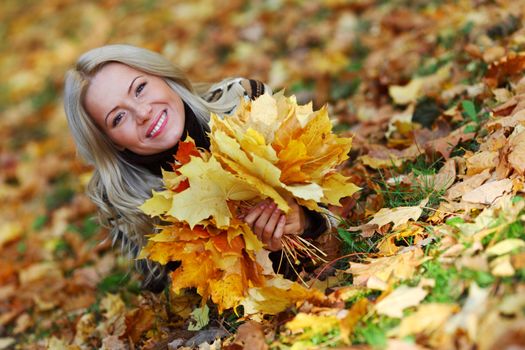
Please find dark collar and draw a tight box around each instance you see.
[119,102,210,176]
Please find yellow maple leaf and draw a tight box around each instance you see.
[275,139,309,183]
[321,172,361,205]
[239,128,278,163]
[169,155,259,228]
[214,153,290,212]
[248,93,280,142]
[366,198,428,231]
[347,249,425,290]
[209,93,356,213]
[275,106,352,183]
[209,273,246,313]
[285,313,339,340]
[139,190,172,217]
[377,223,426,255]
[171,251,220,299]
[138,241,187,265]
[242,276,325,315]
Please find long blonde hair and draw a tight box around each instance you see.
[64,44,247,283]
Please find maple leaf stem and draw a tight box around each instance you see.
[281,244,309,287]
[280,235,328,268]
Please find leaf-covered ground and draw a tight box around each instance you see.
[2,0,525,349]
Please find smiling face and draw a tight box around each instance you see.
[84,63,185,155]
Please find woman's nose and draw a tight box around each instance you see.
[135,103,152,123]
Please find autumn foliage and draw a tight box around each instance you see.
[3,1,525,349]
[139,93,358,313]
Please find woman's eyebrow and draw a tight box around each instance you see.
[104,75,144,127]
[128,75,143,94]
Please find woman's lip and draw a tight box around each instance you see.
[147,110,168,138]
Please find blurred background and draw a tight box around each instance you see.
[1,0,524,348]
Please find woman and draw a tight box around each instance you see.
[64,44,333,292]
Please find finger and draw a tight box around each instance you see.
[262,206,282,244]
[268,215,286,251]
[254,203,277,239]
[243,201,269,227]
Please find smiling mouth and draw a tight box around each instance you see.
[147,110,167,138]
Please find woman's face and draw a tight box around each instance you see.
[84,62,185,155]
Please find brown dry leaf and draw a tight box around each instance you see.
[487,108,525,130]
[461,178,513,204]
[229,321,268,350]
[507,129,525,174]
[377,223,426,255]
[375,285,428,318]
[339,298,369,343]
[0,222,23,248]
[389,64,451,105]
[13,313,32,335]
[347,248,425,290]
[465,151,499,175]
[98,293,127,338]
[490,255,515,276]
[386,339,431,350]
[363,198,428,232]
[0,338,16,350]
[101,335,127,350]
[73,313,97,347]
[445,169,492,200]
[432,158,457,191]
[484,51,525,88]
[479,128,507,152]
[62,293,96,312]
[397,303,458,338]
[359,146,406,169]
[444,283,490,340]
[124,308,155,343]
[425,124,476,160]
[478,316,525,350]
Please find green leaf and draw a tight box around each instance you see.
[188,304,210,331]
[461,100,478,122]
[464,124,477,133]
[446,217,465,227]
[97,273,130,293]
[32,215,48,231]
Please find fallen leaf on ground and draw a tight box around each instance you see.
[462,179,513,204]
[375,285,428,318]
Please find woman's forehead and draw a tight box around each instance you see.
[92,62,143,82]
[84,63,142,122]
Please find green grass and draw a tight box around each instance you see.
[67,217,100,240]
[419,260,462,303]
[376,155,447,214]
[353,315,400,348]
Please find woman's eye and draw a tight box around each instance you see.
[135,82,146,97]
[113,112,124,127]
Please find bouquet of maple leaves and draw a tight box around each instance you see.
[139,92,359,314]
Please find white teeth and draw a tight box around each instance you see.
[149,112,166,137]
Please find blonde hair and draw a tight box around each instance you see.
[64,44,247,285]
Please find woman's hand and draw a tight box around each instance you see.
[241,198,309,251]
